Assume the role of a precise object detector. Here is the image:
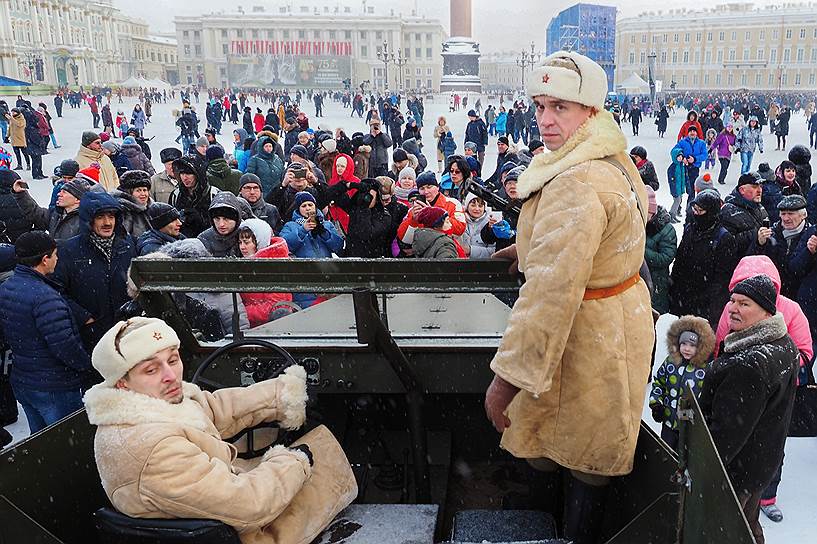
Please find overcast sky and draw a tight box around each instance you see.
[116,0,784,53]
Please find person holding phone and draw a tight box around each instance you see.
[396,171,466,245]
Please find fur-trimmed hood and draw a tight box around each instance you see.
[666,315,716,367]
[516,109,626,200]
[724,312,788,354]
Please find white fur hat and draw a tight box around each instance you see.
[527,50,608,110]
[239,217,273,251]
[92,318,181,387]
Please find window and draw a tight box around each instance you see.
[183,30,189,38]
[194,45,201,55]
[741,73,747,85]
[693,75,698,85]
[683,51,689,63]
[672,51,677,63]
[814,29,817,39]
[360,31,367,38]
[757,48,765,60]
[729,49,735,61]
[812,48,817,62]
[743,48,749,60]
[630,35,635,44]
[673,33,679,43]
[415,67,421,76]
[745,31,751,41]
[641,35,646,43]
[329,31,336,39]
[770,49,777,63]
[376,31,382,40]
[707,31,712,41]
[773,29,779,39]
[684,32,690,42]
[640,51,646,63]
[727,72,733,86]
[760,30,765,40]
[251,30,258,38]
[795,73,801,85]
[629,52,635,64]
[361,45,367,57]
[663,33,668,43]
[797,48,804,62]
[221,29,227,38]
[719,31,725,41]
[704,73,709,85]
[313,30,320,39]
[236,29,243,37]
[769,73,775,86]
[661,51,667,63]
[183,45,190,55]
[426,47,432,58]
[404,47,410,58]
[800,29,806,39]
[717,50,723,62]
[785,29,792,40]
[781,73,787,85]
[810,73,816,86]
[298,30,305,39]
[783,48,791,62]
[194,31,200,39]
[694,51,700,63]
[345,30,351,40]
[282,30,290,38]
[682,75,687,85]
[705,50,712,63]
[731,31,736,41]
[222,44,228,54]
[756,73,762,86]
[696,32,702,42]
[415,47,421,58]
[427,67,432,75]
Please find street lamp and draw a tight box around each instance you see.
[376,40,395,90]
[647,51,657,104]
[394,48,407,92]
[515,41,540,89]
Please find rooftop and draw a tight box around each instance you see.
[627,2,817,20]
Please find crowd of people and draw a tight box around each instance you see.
[0,64,816,543]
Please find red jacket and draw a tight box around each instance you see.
[397,191,466,242]
[239,238,294,327]
[326,153,358,233]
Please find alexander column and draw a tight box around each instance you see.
[440,0,482,92]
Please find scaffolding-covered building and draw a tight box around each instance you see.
[546,3,616,91]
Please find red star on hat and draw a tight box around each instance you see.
[542,73,550,83]
[153,331,163,341]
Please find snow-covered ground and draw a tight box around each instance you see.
[2,92,816,541]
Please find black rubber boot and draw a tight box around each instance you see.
[531,469,563,529]
[562,474,610,544]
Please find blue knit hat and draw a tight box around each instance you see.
[294,191,316,208]
[416,171,438,188]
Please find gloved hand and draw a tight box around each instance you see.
[491,220,515,240]
[311,221,326,236]
[651,404,666,423]
[290,444,314,466]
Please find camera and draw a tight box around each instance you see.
[348,179,378,207]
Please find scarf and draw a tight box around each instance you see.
[394,184,414,203]
[89,232,115,263]
[783,221,806,245]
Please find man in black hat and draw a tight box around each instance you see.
[136,203,185,256]
[720,172,769,258]
[0,231,92,433]
[700,274,798,544]
[11,172,94,241]
[151,147,182,204]
[753,194,809,298]
[0,169,35,242]
[169,156,220,238]
[239,173,281,233]
[464,109,488,166]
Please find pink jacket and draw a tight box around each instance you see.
[715,255,813,367]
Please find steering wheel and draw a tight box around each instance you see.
[191,339,302,459]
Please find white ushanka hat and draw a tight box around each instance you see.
[527,50,609,110]
[92,317,181,387]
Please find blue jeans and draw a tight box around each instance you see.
[740,151,754,174]
[180,135,194,153]
[11,385,84,434]
[0,119,7,142]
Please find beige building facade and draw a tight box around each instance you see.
[175,5,446,91]
[480,53,522,92]
[615,3,817,92]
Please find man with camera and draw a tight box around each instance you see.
[327,177,391,258]
[362,119,392,178]
[84,317,357,544]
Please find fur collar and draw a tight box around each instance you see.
[666,315,716,367]
[724,313,788,354]
[83,382,212,432]
[516,109,627,200]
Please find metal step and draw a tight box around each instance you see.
[313,504,439,544]
[450,510,562,543]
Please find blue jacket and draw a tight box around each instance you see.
[0,265,92,391]
[137,228,184,256]
[495,112,507,133]
[667,146,687,198]
[677,136,708,168]
[53,191,137,349]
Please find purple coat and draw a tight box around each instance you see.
[711,131,737,159]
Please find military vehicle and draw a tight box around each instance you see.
[0,258,757,543]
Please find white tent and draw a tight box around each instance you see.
[145,78,171,90]
[119,76,143,88]
[617,72,650,94]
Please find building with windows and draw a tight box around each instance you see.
[0,0,178,87]
[546,3,617,91]
[174,4,446,91]
[615,3,817,91]
[480,53,522,92]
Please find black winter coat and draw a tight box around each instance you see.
[136,229,184,256]
[0,179,34,242]
[52,192,137,350]
[699,314,798,496]
[328,183,391,258]
[749,222,808,300]
[14,190,82,242]
[644,207,677,314]
[383,199,408,257]
[719,190,769,258]
[464,119,488,152]
[669,217,739,325]
[637,160,659,190]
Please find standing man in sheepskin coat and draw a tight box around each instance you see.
[484,51,654,544]
[83,317,357,544]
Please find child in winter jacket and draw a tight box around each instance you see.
[649,314,715,450]
[704,128,717,169]
[667,146,688,222]
[462,194,495,258]
[411,206,462,259]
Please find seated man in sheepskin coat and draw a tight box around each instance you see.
[83,317,357,544]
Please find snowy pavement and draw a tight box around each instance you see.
[2,93,816,541]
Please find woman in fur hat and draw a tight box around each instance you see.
[649,315,716,450]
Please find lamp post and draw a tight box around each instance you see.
[376,40,395,91]
[394,48,408,92]
[515,41,540,89]
[647,51,657,104]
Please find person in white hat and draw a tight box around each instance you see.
[83,317,357,544]
[484,50,654,543]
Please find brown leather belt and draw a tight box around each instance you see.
[583,273,640,301]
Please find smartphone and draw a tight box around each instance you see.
[490,211,503,222]
[415,194,427,204]
[293,169,307,179]
[762,218,770,228]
